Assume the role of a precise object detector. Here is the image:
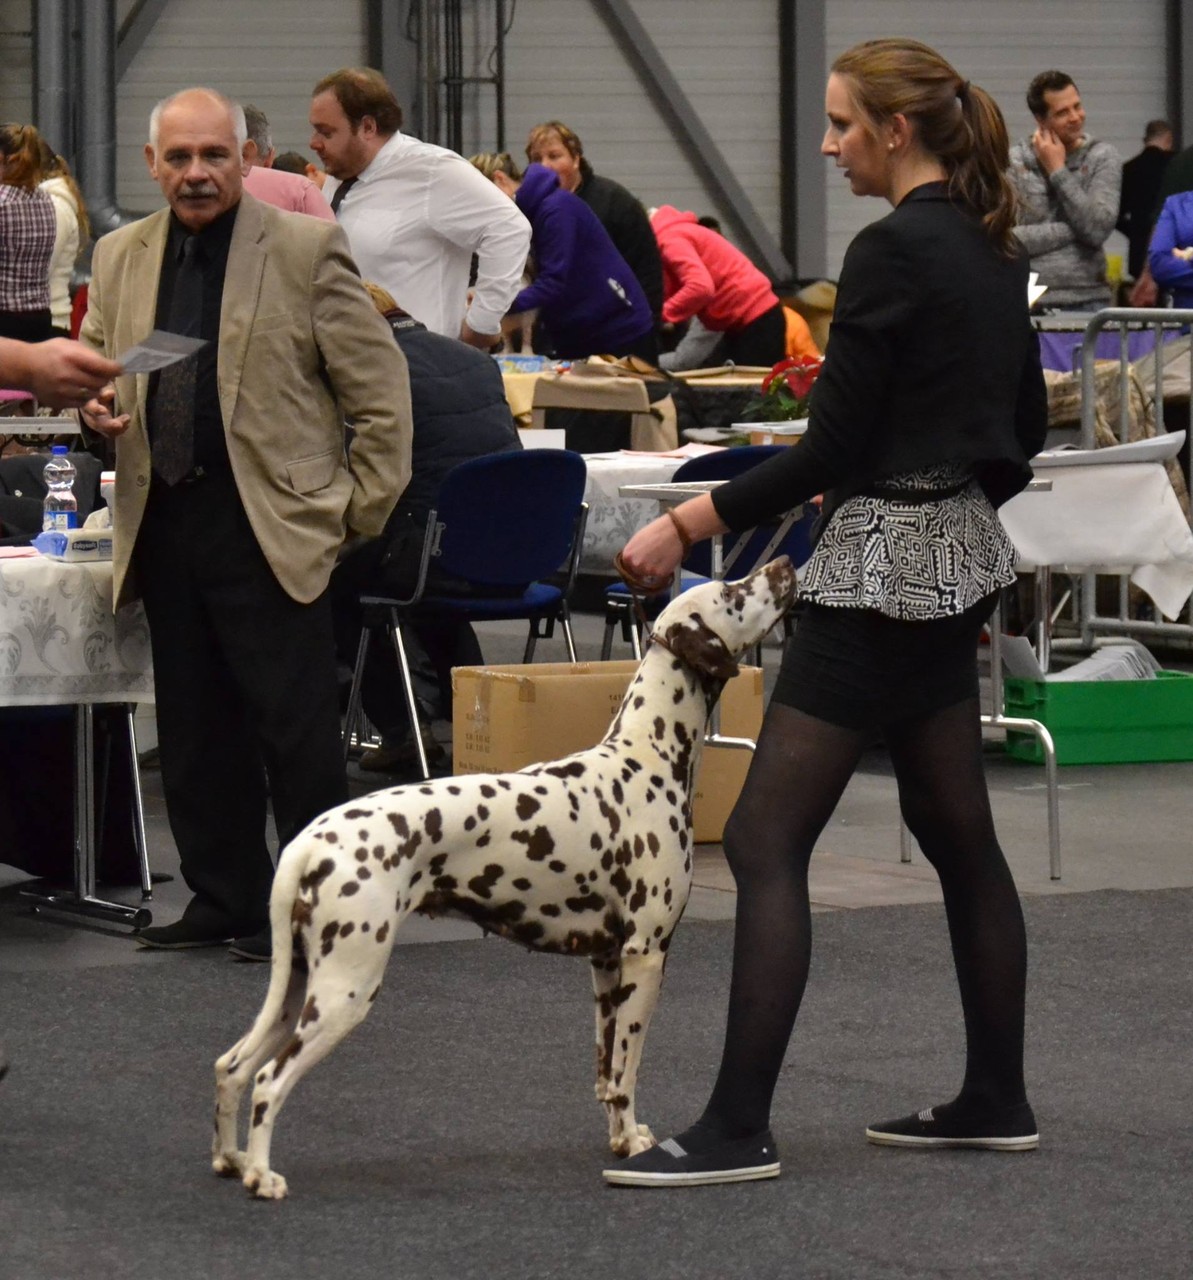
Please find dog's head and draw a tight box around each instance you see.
[651,557,798,682]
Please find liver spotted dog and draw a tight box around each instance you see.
[213,557,797,1199]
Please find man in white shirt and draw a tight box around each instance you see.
[309,68,530,348]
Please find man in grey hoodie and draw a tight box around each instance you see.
[1009,70,1122,309]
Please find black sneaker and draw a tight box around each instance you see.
[135,917,234,950]
[228,927,272,962]
[602,1129,780,1187]
[866,1102,1039,1151]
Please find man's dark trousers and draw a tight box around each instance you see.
[134,471,348,932]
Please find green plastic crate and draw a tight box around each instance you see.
[1003,671,1193,765]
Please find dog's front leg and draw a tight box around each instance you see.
[590,956,621,1107]
[603,949,667,1157]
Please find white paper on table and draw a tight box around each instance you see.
[1000,460,1193,619]
[115,330,207,373]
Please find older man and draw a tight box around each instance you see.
[1009,70,1122,310]
[309,67,529,349]
[80,87,413,957]
[241,102,334,220]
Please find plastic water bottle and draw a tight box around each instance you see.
[42,445,78,532]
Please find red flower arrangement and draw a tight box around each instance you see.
[744,355,824,422]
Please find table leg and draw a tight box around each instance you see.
[21,703,153,930]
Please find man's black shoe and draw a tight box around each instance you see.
[228,927,272,962]
[136,917,234,950]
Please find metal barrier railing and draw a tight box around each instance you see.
[1058,308,1193,649]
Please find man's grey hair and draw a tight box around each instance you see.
[148,88,248,153]
[242,104,273,160]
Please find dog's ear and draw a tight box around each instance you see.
[657,618,740,682]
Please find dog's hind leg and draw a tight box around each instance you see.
[601,949,667,1157]
[240,934,392,1200]
[213,963,306,1179]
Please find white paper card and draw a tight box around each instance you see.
[116,330,207,373]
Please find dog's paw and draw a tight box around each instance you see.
[244,1167,289,1200]
[212,1150,247,1178]
[626,1126,656,1156]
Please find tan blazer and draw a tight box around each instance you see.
[81,192,413,605]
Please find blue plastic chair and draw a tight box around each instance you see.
[343,449,589,778]
[601,445,815,659]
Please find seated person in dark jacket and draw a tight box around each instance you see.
[525,120,663,323]
[469,154,657,364]
[331,283,522,772]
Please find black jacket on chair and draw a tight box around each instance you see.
[713,182,1048,532]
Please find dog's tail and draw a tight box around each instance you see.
[255,837,312,1025]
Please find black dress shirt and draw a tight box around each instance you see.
[148,203,238,472]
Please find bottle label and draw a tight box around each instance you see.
[44,511,79,532]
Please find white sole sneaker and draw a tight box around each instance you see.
[865,1128,1039,1151]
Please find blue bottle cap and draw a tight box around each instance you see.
[51,444,68,455]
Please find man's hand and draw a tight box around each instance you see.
[80,382,132,438]
[1031,127,1067,176]
[1129,265,1159,308]
[0,337,122,409]
[458,320,501,352]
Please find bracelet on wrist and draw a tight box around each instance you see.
[665,506,693,554]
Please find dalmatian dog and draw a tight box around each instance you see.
[212,557,797,1199]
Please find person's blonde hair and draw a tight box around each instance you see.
[37,139,91,249]
[832,38,1019,256]
[525,121,593,181]
[468,151,521,182]
[362,281,397,313]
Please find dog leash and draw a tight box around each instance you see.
[613,551,672,649]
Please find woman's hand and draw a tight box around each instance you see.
[617,493,727,590]
[619,513,686,590]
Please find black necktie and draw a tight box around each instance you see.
[329,176,357,215]
[153,235,203,486]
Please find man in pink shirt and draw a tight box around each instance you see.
[241,103,334,221]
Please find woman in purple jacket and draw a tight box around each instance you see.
[470,155,656,363]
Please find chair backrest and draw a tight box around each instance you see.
[433,448,588,587]
[671,445,815,575]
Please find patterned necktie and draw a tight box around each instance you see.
[329,176,357,214]
[153,234,203,486]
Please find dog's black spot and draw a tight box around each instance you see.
[339,881,360,897]
[468,863,504,899]
[300,996,320,1027]
[512,825,555,861]
[516,794,541,820]
[252,1101,269,1128]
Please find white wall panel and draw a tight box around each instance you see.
[496,0,780,262]
[824,0,1169,278]
[0,0,34,126]
[114,0,367,211]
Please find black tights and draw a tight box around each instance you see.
[693,696,1028,1143]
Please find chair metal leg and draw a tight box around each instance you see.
[899,818,913,864]
[560,606,578,663]
[124,706,152,900]
[600,614,616,660]
[342,627,370,763]
[386,610,431,781]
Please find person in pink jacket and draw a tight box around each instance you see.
[651,205,786,366]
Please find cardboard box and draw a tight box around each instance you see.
[452,660,763,843]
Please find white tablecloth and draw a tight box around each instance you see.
[0,556,153,705]
[581,454,682,574]
[1000,460,1193,619]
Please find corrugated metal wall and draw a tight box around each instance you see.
[0,1,1178,278]
[823,0,1170,277]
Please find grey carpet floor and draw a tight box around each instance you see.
[2,889,1191,1280]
